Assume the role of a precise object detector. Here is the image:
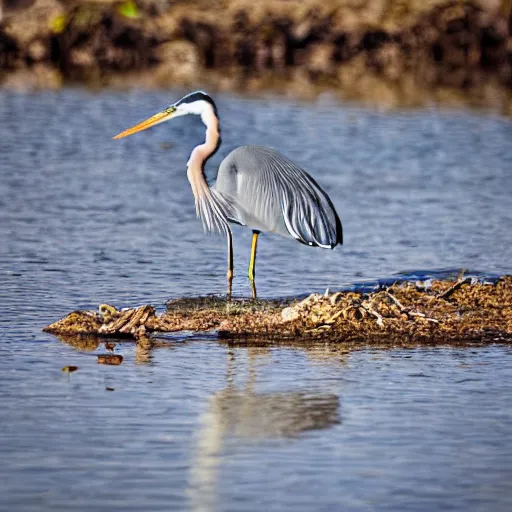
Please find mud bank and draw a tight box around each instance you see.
[1,0,511,104]
[44,276,512,346]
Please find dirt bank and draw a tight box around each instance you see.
[1,0,511,104]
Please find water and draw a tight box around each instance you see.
[1,89,512,511]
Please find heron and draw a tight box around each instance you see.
[113,91,343,299]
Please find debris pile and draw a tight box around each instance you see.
[273,276,512,344]
[44,276,512,346]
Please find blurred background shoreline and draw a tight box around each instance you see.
[1,0,511,112]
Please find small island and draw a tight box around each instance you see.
[44,275,512,347]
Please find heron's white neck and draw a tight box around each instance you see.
[186,104,219,193]
[186,105,219,173]
[186,104,228,233]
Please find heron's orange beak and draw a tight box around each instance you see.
[113,109,175,139]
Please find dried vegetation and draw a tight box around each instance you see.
[43,276,512,347]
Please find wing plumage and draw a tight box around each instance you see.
[215,146,343,248]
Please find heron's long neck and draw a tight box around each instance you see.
[186,107,220,202]
[186,107,229,234]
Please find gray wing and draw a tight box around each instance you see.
[214,146,343,248]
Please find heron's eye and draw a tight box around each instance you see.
[165,106,176,114]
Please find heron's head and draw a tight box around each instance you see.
[113,91,218,139]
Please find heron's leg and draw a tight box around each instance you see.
[227,230,234,300]
[248,230,259,300]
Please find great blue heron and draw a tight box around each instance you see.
[113,91,343,298]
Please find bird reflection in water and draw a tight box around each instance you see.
[188,348,341,512]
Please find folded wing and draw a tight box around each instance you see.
[216,146,343,248]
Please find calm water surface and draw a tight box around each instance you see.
[1,90,512,511]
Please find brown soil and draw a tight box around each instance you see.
[1,1,512,106]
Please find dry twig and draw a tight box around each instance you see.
[438,277,473,300]
[386,291,439,323]
[361,299,384,327]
